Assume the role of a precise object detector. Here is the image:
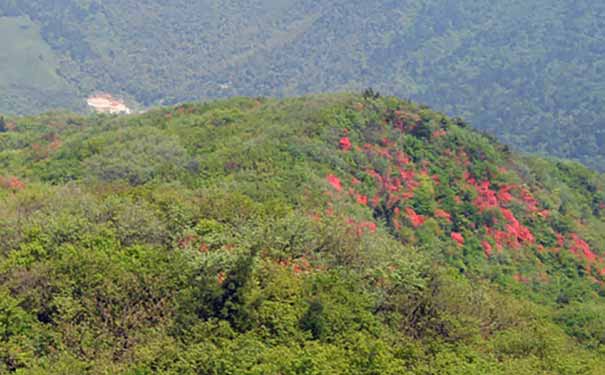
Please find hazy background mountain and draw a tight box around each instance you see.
[1,0,605,169]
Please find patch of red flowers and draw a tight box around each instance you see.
[498,207,535,247]
[1,176,26,191]
[570,233,597,262]
[474,180,498,210]
[395,151,410,165]
[405,207,425,228]
[326,175,342,191]
[482,241,493,257]
[356,194,368,206]
[340,137,352,151]
[348,218,378,237]
[451,232,464,246]
[556,233,565,247]
[520,187,539,212]
[434,209,452,222]
[497,185,514,203]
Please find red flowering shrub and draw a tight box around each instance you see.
[405,207,425,228]
[434,209,451,222]
[492,208,535,248]
[474,180,498,210]
[482,241,493,257]
[556,233,565,247]
[326,175,342,191]
[1,176,26,191]
[340,137,352,151]
[395,151,410,165]
[520,187,539,212]
[451,232,464,246]
[321,102,605,283]
[356,194,368,206]
[497,185,514,203]
[347,218,378,237]
[570,234,597,262]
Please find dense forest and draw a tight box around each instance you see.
[1,1,605,169]
[1,94,605,373]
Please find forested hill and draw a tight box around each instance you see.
[2,1,605,170]
[1,94,605,373]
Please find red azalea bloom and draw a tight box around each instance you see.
[473,180,498,210]
[500,208,518,224]
[405,207,425,228]
[356,194,368,206]
[401,191,415,200]
[451,232,464,246]
[371,195,381,207]
[482,241,493,257]
[6,177,26,191]
[497,185,514,203]
[570,234,596,262]
[361,221,377,233]
[499,207,535,245]
[340,137,352,151]
[556,233,565,247]
[349,219,378,236]
[395,151,410,165]
[434,209,451,222]
[326,175,342,191]
[520,187,539,212]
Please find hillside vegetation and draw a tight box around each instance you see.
[1,1,605,169]
[1,94,605,373]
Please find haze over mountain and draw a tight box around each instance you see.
[1,94,605,373]
[2,1,605,169]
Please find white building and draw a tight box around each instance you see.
[87,94,132,114]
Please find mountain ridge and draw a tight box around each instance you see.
[2,1,605,169]
[1,93,605,373]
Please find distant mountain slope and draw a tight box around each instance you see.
[0,15,81,113]
[2,1,605,169]
[1,94,605,372]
